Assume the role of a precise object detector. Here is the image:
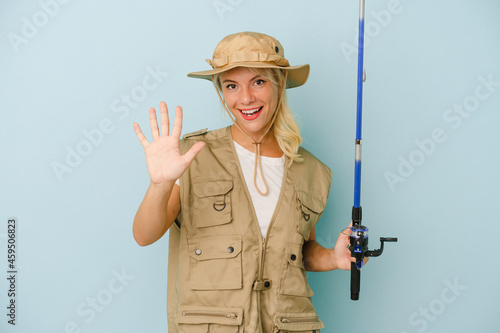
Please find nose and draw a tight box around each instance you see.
[239,86,255,105]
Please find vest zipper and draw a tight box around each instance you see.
[182,311,238,320]
[227,128,291,332]
[260,158,289,280]
[257,164,287,332]
[280,316,319,324]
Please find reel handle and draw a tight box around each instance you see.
[366,237,398,257]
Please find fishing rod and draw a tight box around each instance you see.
[349,0,397,301]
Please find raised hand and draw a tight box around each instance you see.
[133,101,205,186]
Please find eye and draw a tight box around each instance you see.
[254,79,266,86]
[225,83,237,90]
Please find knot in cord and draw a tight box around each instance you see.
[252,142,269,196]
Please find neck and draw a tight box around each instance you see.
[231,126,283,158]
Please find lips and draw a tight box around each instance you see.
[239,107,262,120]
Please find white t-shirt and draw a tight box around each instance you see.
[176,141,285,239]
[233,140,285,239]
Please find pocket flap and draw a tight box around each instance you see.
[188,236,242,261]
[177,305,243,326]
[193,180,233,198]
[285,243,304,268]
[295,188,325,214]
[273,312,323,331]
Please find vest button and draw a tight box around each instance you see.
[195,249,202,255]
[264,281,270,288]
[290,254,297,261]
[227,246,234,253]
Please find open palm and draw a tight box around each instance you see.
[133,102,205,185]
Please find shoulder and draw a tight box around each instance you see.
[288,146,332,206]
[297,146,332,181]
[182,127,229,141]
[179,127,230,152]
[182,128,209,139]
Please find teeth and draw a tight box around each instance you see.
[240,107,261,115]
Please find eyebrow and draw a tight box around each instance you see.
[222,75,262,84]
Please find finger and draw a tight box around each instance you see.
[340,222,353,241]
[182,142,205,165]
[171,105,183,139]
[133,122,149,147]
[149,107,160,139]
[159,101,169,137]
[349,255,369,265]
[341,226,351,237]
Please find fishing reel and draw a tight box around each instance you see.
[349,207,397,300]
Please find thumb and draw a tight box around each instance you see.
[182,142,206,166]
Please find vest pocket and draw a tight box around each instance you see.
[191,180,233,228]
[177,305,244,333]
[188,235,242,290]
[278,243,313,297]
[273,312,323,332]
[295,188,326,240]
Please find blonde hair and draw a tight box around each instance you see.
[214,67,303,164]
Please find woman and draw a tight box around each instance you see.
[133,31,357,333]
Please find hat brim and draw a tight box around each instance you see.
[187,62,310,89]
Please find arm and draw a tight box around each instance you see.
[132,102,205,246]
[303,227,351,272]
[132,182,180,246]
[303,224,367,272]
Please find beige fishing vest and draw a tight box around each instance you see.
[167,126,332,333]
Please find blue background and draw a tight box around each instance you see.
[1,0,499,332]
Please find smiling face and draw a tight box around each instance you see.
[219,67,279,141]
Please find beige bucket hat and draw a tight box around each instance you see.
[187,31,310,89]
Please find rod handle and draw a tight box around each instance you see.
[350,262,360,301]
